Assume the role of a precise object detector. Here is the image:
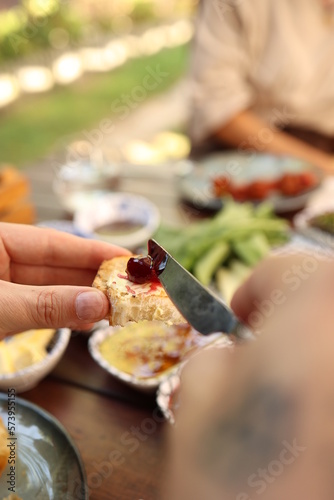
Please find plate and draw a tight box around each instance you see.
[178,153,322,214]
[0,393,88,499]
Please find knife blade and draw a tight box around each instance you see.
[148,239,252,339]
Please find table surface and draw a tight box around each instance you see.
[20,163,190,500]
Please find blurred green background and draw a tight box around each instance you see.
[0,0,197,167]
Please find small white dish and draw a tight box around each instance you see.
[88,324,225,393]
[74,192,160,250]
[88,325,180,392]
[0,328,71,393]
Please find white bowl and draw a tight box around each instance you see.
[74,192,160,250]
[0,329,71,393]
[89,324,228,393]
[88,325,182,392]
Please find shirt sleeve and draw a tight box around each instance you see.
[189,0,256,143]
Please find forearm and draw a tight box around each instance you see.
[214,110,333,172]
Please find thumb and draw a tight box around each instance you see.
[0,281,109,338]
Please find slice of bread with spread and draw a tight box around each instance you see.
[93,256,185,326]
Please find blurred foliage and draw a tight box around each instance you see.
[0,5,82,63]
[0,44,190,167]
[131,1,155,23]
[0,0,196,63]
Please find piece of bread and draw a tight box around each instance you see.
[93,256,185,326]
[0,416,8,477]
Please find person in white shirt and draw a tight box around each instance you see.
[190,0,334,172]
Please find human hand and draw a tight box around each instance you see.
[231,252,334,331]
[0,223,130,338]
[165,259,334,500]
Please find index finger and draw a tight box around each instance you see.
[0,223,131,270]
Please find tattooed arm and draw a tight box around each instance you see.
[164,259,334,500]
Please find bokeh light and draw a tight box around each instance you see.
[0,74,20,107]
[53,52,83,84]
[17,66,54,93]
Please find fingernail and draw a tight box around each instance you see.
[75,291,106,321]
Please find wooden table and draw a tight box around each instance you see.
[22,162,192,500]
[24,338,166,500]
[20,155,334,498]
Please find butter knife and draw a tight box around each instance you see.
[148,239,252,339]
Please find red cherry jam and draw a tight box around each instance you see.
[148,239,167,275]
[126,256,159,284]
